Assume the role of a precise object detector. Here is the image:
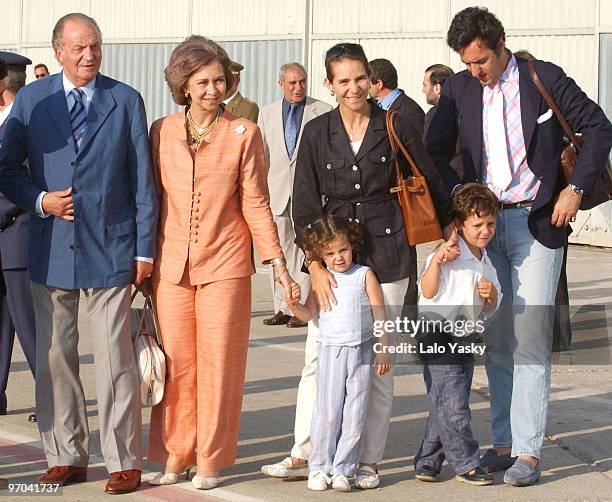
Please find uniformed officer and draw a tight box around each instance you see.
[0,51,37,423]
[223,60,260,122]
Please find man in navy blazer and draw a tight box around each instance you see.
[0,13,158,494]
[0,52,37,424]
[426,7,612,487]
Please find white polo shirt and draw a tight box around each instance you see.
[418,235,502,336]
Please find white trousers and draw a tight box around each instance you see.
[290,277,409,463]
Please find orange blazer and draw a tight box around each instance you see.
[150,110,282,285]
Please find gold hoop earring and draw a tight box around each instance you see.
[330,90,335,96]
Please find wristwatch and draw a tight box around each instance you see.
[270,256,286,267]
[568,184,584,196]
[304,256,318,268]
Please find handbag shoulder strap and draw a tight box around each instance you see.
[527,59,582,152]
[385,111,423,178]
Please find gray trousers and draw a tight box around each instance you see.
[31,282,142,472]
[309,341,372,477]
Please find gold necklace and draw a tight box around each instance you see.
[345,120,368,141]
[187,108,220,145]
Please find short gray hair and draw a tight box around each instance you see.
[52,13,102,52]
[279,62,307,81]
[5,69,26,94]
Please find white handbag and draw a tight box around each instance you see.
[131,290,166,407]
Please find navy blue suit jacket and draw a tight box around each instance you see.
[0,118,28,270]
[0,73,159,288]
[426,55,612,249]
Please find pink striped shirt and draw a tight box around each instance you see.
[482,55,540,203]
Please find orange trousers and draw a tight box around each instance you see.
[148,273,251,471]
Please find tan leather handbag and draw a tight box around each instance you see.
[131,290,166,407]
[385,111,442,246]
[527,59,612,210]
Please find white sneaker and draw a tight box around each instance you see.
[331,474,351,492]
[261,457,309,478]
[307,471,330,491]
[355,465,380,489]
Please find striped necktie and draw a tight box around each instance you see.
[69,88,86,149]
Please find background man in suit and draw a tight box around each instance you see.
[426,7,612,487]
[0,12,158,494]
[34,64,50,79]
[224,60,259,122]
[422,63,463,180]
[0,52,37,424]
[258,63,332,328]
[368,58,425,313]
[369,58,424,134]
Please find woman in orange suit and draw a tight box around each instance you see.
[146,36,296,490]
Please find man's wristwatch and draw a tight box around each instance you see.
[568,184,584,196]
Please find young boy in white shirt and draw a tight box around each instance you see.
[414,183,502,486]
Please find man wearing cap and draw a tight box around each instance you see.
[0,58,8,493]
[0,51,37,425]
[223,61,259,122]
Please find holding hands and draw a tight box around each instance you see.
[273,262,300,304]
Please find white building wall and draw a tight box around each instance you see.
[3,0,612,246]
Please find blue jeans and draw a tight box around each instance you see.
[414,362,480,476]
[485,207,563,458]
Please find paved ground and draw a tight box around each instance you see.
[0,243,610,501]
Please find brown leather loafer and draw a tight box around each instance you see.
[263,311,291,326]
[287,316,308,328]
[37,466,87,485]
[105,469,141,494]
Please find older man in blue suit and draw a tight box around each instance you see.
[0,13,158,494]
[426,7,612,488]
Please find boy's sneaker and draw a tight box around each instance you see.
[355,465,380,489]
[415,465,438,482]
[456,467,494,486]
[480,449,515,473]
[503,459,541,487]
[261,457,308,478]
[331,474,351,492]
[307,471,330,491]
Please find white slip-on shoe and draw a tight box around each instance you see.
[147,465,194,485]
[331,474,351,492]
[355,465,380,489]
[307,471,330,491]
[191,474,219,490]
[261,457,309,478]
